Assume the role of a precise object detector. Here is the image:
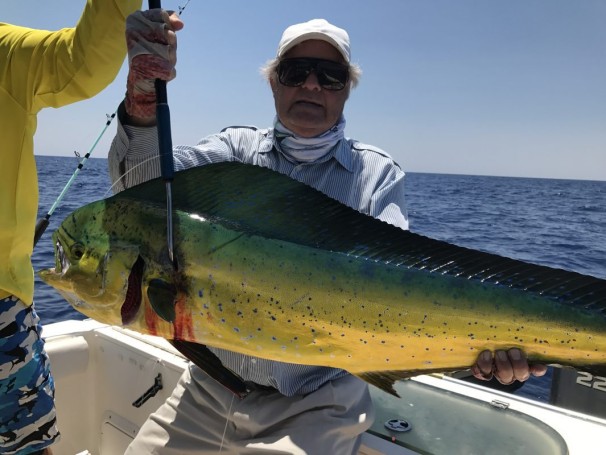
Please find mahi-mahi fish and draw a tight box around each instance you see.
[39,162,606,396]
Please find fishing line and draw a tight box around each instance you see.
[178,0,191,15]
[219,355,247,452]
[105,156,163,197]
[33,0,191,248]
[107,155,246,197]
[219,393,236,452]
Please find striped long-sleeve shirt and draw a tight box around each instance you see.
[108,111,409,396]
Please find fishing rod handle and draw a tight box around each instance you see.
[156,100,174,181]
[148,0,174,181]
[33,216,50,247]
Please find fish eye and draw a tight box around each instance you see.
[70,243,85,260]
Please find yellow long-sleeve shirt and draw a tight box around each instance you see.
[0,0,142,305]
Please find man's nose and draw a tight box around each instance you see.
[301,71,322,91]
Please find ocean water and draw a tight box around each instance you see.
[32,155,606,402]
[34,156,114,323]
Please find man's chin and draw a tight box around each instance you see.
[282,116,330,137]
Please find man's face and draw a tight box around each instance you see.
[271,40,350,138]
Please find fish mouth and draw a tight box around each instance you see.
[56,240,70,273]
[121,256,145,325]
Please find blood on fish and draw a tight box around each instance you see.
[173,295,195,341]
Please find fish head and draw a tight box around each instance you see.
[39,199,146,326]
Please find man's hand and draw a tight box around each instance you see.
[471,348,548,385]
[125,9,184,124]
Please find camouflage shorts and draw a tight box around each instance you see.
[0,296,59,454]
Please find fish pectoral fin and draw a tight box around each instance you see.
[170,339,249,398]
[147,279,177,323]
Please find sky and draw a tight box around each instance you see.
[5,0,606,181]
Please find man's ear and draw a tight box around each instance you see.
[269,77,278,94]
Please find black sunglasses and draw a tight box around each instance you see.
[277,58,350,91]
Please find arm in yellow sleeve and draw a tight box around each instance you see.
[0,0,142,113]
[0,0,142,304]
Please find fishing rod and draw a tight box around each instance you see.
[33,112,116,247]
[33,0,191,249]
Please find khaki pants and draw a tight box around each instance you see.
[126,364,374,454]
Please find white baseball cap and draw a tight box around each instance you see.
[277,19,351,63]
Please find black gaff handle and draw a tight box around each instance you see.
[148,0,174,182]
[148,0,176,268]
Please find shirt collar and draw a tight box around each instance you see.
[332,138,355,172]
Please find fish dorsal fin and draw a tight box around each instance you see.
[114,162,606,313]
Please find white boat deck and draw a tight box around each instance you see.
[43,320,606,455]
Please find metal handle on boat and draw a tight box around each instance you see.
[132,373,163,408]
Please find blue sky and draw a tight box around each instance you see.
[5,0,606,180]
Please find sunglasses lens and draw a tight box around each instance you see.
[317,62,348,90]
[278,60,312,87]
[278,59,349,91]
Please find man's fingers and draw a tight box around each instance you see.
[471,350,494,381]
[166,11,184,31]
[493,350,516,385]
[530,363,548,377]
[507,348,531,382]
[472,348,548,385]
[477,350,494,376]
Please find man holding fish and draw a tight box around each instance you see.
[108,10,544,454]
